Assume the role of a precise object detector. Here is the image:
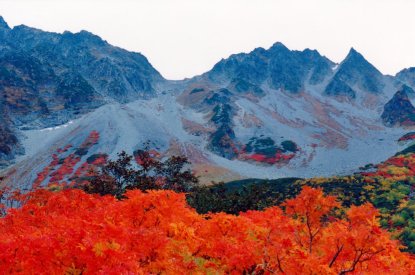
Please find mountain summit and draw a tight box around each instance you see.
[0,16,166,167]
[0,21,165,103]
[324,48,384,98]
[206,42,334,93]
[0,16,415,184]
[396,67,415,88]
[382,85,415,126]
[0,16,9,29]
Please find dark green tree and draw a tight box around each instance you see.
[82,151,198,198]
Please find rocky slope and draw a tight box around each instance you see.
[1,16,415,186]
[324,48,385,98]
[396,67,415,89]
[0,16,166,166]
[382,85,415,126]
[205,42,334,93]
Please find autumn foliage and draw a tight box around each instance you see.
[33,131,102,188]
[2,130,415,273]
[0,186,413,274]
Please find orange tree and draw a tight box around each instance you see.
[0,186,414,274]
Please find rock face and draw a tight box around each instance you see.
[0,51,103,126]
[382,86,415,126]
[0,114,20,168]
[0,16,165,166]
[396,67,415,90]
[0,23,164,102]
[324,48,384,98]
[1,16,415,184]
[181,44,395,159]
[207,42,334,93]
[208,102,238,159]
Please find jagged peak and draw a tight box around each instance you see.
[337,46,382,76]
[12,24,44,33]
[0,16,10,29]
[396,67,415,76]
[303,48,319,54]
[302,48,333,62]
[269,41,289,51]
[78,30,100,37]
[214,42,333,67]
[349,47,358,53]
[251,46,267,55]
[77,30,106,43]
[61,29,106,46]
[382,85,415,127]
[344,47,365,62]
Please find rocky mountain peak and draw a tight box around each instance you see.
[0,15,168,166]
[396,67,415,89]
[399,67,415,75]
[61,30,107,47]
[343,47,374,68]
[269,41,290,52]
[382,85,415,126]
[345,47,359,57]
[324,47,384,98]
[0,16,10,29]
[207,42,334,93]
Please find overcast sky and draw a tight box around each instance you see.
[0,0,414,80]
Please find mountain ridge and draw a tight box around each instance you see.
[0,16,415,185]
[324,47,385,98]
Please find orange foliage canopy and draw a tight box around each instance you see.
[0,186,414,274]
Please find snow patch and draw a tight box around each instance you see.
[40,120,74,132]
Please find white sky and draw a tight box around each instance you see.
[0,0,414,80]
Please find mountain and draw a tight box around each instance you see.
[0,21,164,102]
[382,85,415,126]
[0,16,166,167]
[0,16,9,36]
[0,16,413,187]
[179,43,335,159]
[324,48,385,98]
[206,42,334,93]
[177,42,400,167]
[0,112,20,168]
[396,67,415,90]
